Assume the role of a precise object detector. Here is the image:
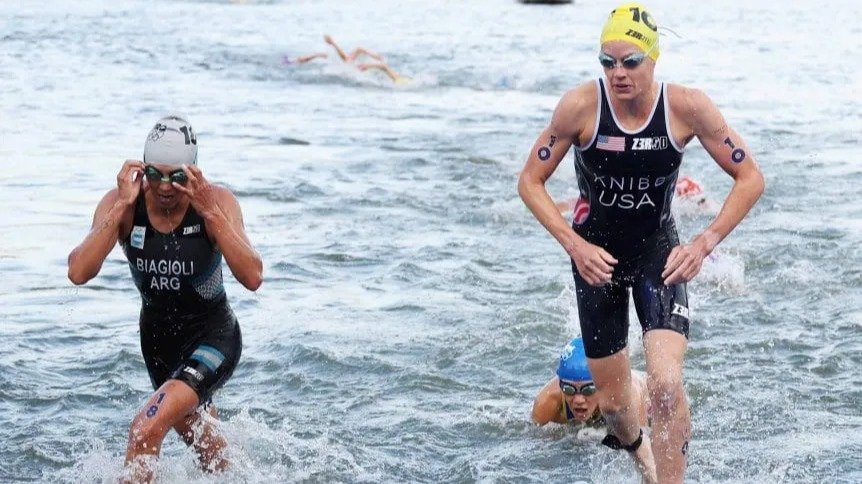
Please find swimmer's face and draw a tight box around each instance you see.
[560,379,599,422]
[144,163,188,210]
[600,40,656,101]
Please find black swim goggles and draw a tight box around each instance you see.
[144,165,188,185]
[598,51,648,70]
[559,381,597,397]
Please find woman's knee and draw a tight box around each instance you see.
[648,376,685,415]
[597,384,638,417]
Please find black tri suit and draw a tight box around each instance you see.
[570,78,690,358]
[120,194,241,404]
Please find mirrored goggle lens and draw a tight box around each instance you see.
[169,171,188,184]
[144,166,187,184]
[622,53,646,68]
[598,53,646,69]
[598,54,616,69]
[561,383,597,396]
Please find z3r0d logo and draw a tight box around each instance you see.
[671,303,690,319]
[631,136,668,150]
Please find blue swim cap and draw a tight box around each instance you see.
[556,337,592,382]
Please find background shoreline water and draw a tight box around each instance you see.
[1,0,860,482]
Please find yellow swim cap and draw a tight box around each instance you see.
[600,2,660,61]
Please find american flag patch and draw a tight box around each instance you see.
[596,134,626,152]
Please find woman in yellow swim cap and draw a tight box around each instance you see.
[598,2,660,101]
[518,3,765,483]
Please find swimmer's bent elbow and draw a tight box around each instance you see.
[531,400,552,426]
[67,252,98,285]
[245,276,262,292]
[240,269,263,292]
[67,265,95,285]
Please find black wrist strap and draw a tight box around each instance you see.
[601,429,644,452]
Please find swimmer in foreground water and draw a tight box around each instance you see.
[67,115,263,483]
[533,337,656,482]
[518,3,764,482]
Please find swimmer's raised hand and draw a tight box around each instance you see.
[171,164,220,218]
[117,160,145,206]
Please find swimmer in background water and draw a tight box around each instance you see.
[280,33,369,66]
[324,34,411,84]
[673,176,720,213]
[533,337,656,483]
[288,34,410,84]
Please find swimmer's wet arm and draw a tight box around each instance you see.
[67,190,133,285]
[682,88,765,253]
[201,187,263,291]
[531,379,564,425]
[518,89,586,251]
[324,35,350,62]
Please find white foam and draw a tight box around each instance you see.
[698,250,746,294]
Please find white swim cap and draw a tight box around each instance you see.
[143,115,198,166]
